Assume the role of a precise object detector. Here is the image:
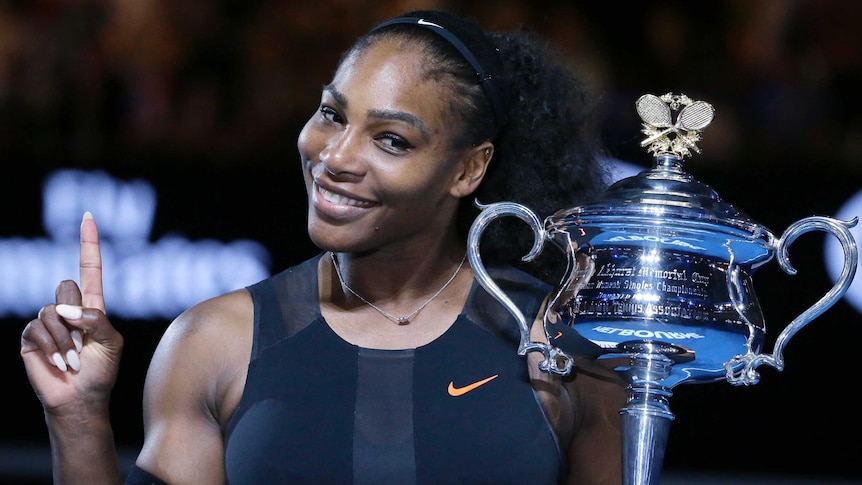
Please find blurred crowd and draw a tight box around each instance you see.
[1,0,860,174]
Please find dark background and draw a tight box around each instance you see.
[2,1,861,483]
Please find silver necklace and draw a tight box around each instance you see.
[330,251,468,325]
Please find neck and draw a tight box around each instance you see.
[327,245,470,323]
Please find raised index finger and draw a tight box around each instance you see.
[80,211,106,314]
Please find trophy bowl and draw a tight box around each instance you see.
[467,93,859,485]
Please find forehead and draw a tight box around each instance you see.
[340,35,430,78]
[331,38,455,127]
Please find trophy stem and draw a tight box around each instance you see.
[618,341,681,485]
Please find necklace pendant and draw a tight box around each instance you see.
[396,316,410,325]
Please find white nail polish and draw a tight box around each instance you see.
[66,349,81,372]
[71,330,83,353]
[52,352,68,372]
[56,304,83,320]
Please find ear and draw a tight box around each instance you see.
[450,141,493,198]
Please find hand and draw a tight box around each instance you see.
[20,212,123,412]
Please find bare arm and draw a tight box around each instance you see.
[132,290,253,484]
[566,356,628,485]
[527,312,627,485]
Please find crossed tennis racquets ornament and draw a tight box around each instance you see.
[637,93,715,159]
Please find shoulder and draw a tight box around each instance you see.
[144,288,255,417]
[482,261,552,309]
[466,261,550,341]
[159,288,254,353]
[148,254,323,385]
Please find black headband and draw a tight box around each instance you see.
[369,16,508,130]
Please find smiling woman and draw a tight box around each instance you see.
[20,9,625,485]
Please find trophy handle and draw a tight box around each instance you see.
[726,216,859,385]
[467,201,574,375]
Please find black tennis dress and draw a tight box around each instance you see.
[222,254,566,484]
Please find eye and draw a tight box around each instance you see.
[320,106,343,124]
[376,133,414,153]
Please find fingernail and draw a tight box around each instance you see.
[82,211,93,223]
[56,304,83,320]
[71,330,83,353]
[52,352,68,372]
[66,349,81,372]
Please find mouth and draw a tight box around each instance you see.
[311,182,378,220]
[316,184,376,208]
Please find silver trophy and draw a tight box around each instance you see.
[467,93,859,485]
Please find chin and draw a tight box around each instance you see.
[307,220,346,252]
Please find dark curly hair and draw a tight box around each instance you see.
[349,10,612,283]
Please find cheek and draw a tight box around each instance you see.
[393,175,455,213]
[296,120,311,159]
[296,118,321,163]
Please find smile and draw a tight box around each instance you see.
[316,184,376,208]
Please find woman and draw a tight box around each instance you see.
[21,9,626,484]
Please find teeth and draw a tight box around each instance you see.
[319,186,374,207]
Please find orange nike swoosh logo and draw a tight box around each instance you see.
[447,374,499,396]
[554,331,563,339]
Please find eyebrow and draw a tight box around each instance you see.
[323,83,431,142]
[323,83,348,108]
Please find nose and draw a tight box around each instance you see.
[319,129,362,177]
